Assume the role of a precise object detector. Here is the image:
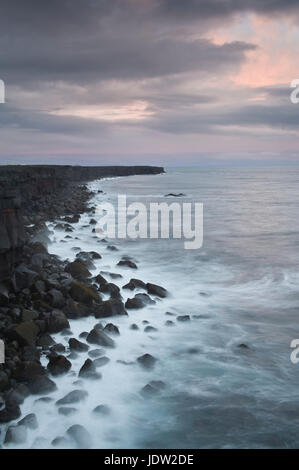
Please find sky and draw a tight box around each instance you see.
[0,0,299,166]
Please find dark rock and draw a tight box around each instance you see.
[137,353,157,370]
[94,273,107,286]
[117,260,137,269]
[93,356,110,368]
[106,245,118,251]
[67,424,92,449]
[37,333,55,349]
[88,349,104,358]
[146,283,167,298]
[99,282,121,298]
[48,309,70,333]
[94,299,127,318]
[18,413,38,430]
[177,315,190,322]
[103,323,120,336]
[165,320,175,326]
[56,389,88,406]
[0,371,9,392]
[46,289,65,309]
[86,329,115,348]
[27,376,57,395]
[58,407,77,416]
[79,331,88,339]
[0,404,21,423]
[12,361,45,381]
[21,309,39,322]
[92,404,110,416]
[123,278,147,291]
[69,281,101,305]
[130,323,139,330]
[144,325,158,333]
[50,343,66,354]
[47,354,72,376]
[65,260,91,280]
[69,338,89,352]
[8,321,39,347]
[141,381,166,398]
[79,359,101,380]
[5,425,27,444]
[125,293,155,310]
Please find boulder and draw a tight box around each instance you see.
[65,260,91,280]
[123,278,147,291]
[0,405,21,423]
[58,407,77,416]
[69,338,89,352]
[94,299,127,318]
[78,359,101,380]
[117,260,137,269]
[27,376,57,395]
[92,404,110,416]
[103,323,120,336]
[18,413,38,430]
[137,353,157,370]
[177,315,190,322]
[48,310,70,333]
[69,281,101,305]
[12,361,45,381]
[93,356,110,368]
[8,321,39,347]
[37,333,55,349]
[99,282,121,298]
[146,283,167,298]
[5,425,27,445]
[46,289,65,309]
[67,424,92,449]
[47,354,72,376]
[86,328,115,348]
[56,390,88,405]
[125,294,155,310]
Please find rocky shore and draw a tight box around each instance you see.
[0,164,165,447]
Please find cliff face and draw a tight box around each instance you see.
[0,165,164,283]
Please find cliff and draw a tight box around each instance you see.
[0,165,164,283]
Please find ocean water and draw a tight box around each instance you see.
[4,165,299,449]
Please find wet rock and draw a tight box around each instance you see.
[47,354,72,376]
[92,404,110,416]
[56,389,88,406]
[6,384,30,406]
[0,404,21,423]
[15,265,39,290]
[12,361,45,381]
[67,424,92,449]
[137,353,158,370]
[21,309,39,322]
[141,381,166,398]
[79,331,88,339]
[58,407,77,416]
[123,278,147,291]
[0,371,9,392]
[5,425,27,445]
[79,359,101,380]
[177,315,190,322]
[50,343,66,354]
[18,413,38,430]
[46,289,65,309]
[65,260,91,280]
[165,311,176,316]
[69,338,89,352]
[144,325,158,333]
[99,282,121,298]
[125,293,155,309]
[64,298,90,319]
[86,328,115,348]
[130,323,139,330]
[37,333,55,349]
[48,309,70,333]
[27,376,57,395]
[165,320,175,327]
[238,343,250,350]
[93,356,110,368]
[69,281,101,305]
[146,283,167,298]
[94,273,108,286]
[51,436,70,448]
[94,299,127,318]
[88,349,104,358]
[34,397,53,404]
[117,260,137,269]
[8,321,39,347]
[106,245,118,251]
[103,323,120,336]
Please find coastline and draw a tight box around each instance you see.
[0,165,166,447]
